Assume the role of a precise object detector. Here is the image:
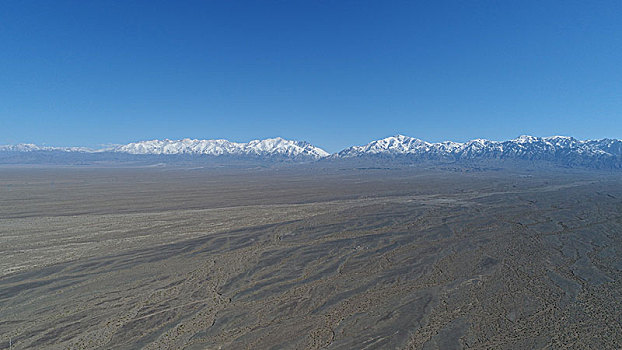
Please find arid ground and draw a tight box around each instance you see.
[1,167,621,349]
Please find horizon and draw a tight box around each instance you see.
[2,133,619,154]
[2,1,621,152]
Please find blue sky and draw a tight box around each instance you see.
[1,1,621,152]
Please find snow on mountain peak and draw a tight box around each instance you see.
[514,135,539,143]
[0,137,329,160]
[336,134,430,157]
[113,137,329,159]
[334,134,622,168]
[0,143,94,153]
[2,134,621,168]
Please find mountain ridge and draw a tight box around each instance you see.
[0,137,329,160]
[334,134,622,168]
[2,135,621,169]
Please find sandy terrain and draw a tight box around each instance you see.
[0,167,621,349]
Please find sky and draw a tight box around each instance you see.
[1,1,621,152]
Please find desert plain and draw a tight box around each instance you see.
[0,166,621,349]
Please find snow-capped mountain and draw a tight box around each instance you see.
[0,137,329,161]
[334,135,622,168]
[0,143,94,153]
[113,137,329,159]
[2,135,621,168]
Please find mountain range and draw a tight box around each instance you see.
[1,135,621,169]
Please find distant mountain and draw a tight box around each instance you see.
[1,135,621,169]
[114,137,329,159]
[0,137,329,163]
[333,135,622,169]
[0,143,94,153]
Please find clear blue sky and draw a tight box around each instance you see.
[1,1,621,152]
